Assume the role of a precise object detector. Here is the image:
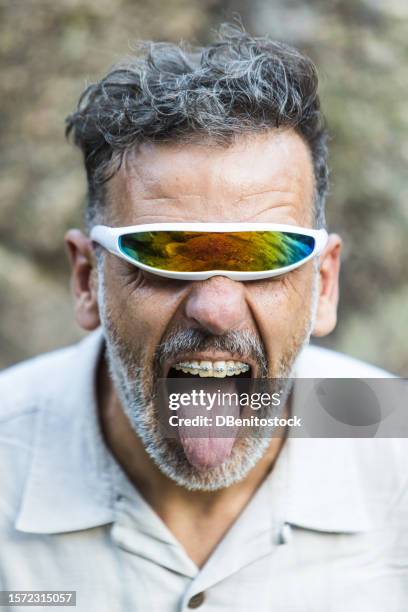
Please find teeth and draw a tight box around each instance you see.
[172,359,250,377]
[226,360,237,375]
[213,361,226,378]
[198,361,212,377]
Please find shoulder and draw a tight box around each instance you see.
[0,343,80,511]
[293,344,407,527]
[0,331,104,532]
[0,331,102,422]
[295,343,395,378]
[0,342,79,422]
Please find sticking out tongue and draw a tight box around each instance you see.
[177,378,240,470]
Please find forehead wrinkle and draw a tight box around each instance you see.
[129,130,310,198]
[106,130,315,225]
[238,188,299,199]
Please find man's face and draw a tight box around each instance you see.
[89,129,324,490]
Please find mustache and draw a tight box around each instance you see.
[154,327,268,377]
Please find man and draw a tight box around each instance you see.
[0,24,407,611]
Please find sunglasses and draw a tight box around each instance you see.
[90,223,328,281]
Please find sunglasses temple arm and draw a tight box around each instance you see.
[89,225,119,254]
[314,229,329,255]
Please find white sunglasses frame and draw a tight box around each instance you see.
[90,223,329,281]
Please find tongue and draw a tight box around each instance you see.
[177,378,240,470]
[180,433,237,470]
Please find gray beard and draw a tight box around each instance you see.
[98,269,318,491]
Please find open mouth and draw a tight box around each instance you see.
[167,358,254,395]
[167,359,251,379]
[163,357,255,470]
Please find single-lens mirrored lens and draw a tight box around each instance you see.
[119,231,315,273]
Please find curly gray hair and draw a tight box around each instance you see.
[66,23,329,228]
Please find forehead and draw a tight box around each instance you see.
[106,128,315,226]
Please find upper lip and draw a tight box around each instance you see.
[164,352,257,377]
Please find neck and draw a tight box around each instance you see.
[97,354,286,566]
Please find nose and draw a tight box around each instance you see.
[184,276,248,335]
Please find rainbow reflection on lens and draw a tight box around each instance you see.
[119,231,315,273]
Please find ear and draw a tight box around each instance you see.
[312,233,342,337]
[65,229,101,331]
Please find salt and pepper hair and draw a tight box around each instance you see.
[66,23,329,228]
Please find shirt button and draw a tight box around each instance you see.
[187,592,205,608]
[280,522,293,545]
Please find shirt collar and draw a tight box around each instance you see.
[15,332,372,535]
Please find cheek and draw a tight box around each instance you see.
[248,270,315,367]
[101,269,186,358]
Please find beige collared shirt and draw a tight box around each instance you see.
[0,331,407,611]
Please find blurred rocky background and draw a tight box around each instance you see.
[1,0,407,374]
